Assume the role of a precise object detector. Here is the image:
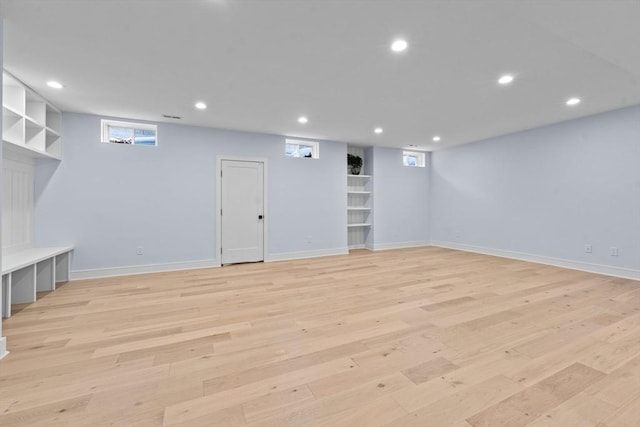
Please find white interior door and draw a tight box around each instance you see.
[221,160,264,264]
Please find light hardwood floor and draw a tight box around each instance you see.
[1,247,639,426]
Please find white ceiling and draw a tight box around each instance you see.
[2,0,639,151]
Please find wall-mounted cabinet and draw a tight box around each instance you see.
[2,71,62,161]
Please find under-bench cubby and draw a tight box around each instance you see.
[1,247,73,318]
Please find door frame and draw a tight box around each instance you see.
[216,155,269,264]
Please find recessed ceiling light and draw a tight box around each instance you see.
[498,74,514,85]
[374,127,383,134]
[195,102,207,110]
[566,97,581,106]
[298,116,308,124]
[432,136,441,142]
[391,39,408,52]
[46,81,63,89]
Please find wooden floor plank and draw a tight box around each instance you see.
[525,392,617,426]
[0,247,637,426]
[466,363,606,426]
[387,375,523,426]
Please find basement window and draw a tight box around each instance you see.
[403,151,426,167]
[285,139,319,159]
[101,119,158,146]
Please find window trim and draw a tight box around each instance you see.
[402,150,426,167]
[285,139,319,159]
[101,119,158,146]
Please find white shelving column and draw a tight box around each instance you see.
[2,73,25,147]
[1,70,70,330]
[347,146,372,250]
[45,104,63,158]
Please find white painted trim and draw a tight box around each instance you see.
[2,246,73,274]
[348,244,366,250]
[402,150,426,167]
[216,155,269,264]
[266,247,348,262]
[431,241,640,281]
[285,138,320,159]
[70,259,220,280]
[101,119,158,145]
[0,337,7,360]
[370,240,431,251]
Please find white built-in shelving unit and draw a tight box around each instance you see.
[347,175,372,227]
[347,146,372,249]
[2,70,71,322]
[2,247,72,318]
[3,71,63,161]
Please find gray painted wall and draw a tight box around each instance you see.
[34,113,348,272]
[430,105,640,272]
[33,106,640,278]
[371,147,430,249]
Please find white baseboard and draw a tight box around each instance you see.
[266,247,349,263]
[69,242,639,282]
[70,248,350,279]
[370,240,431,251]
[348,244,366,250]
[0,337,7,360]
[70,259,221,280]
[431,241,640,281]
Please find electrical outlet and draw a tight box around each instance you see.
[306,236,312,244]
[584,244,592,253]
[136,246,144,255]
[610,246,618,256]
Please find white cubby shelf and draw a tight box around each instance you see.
[2,71,63,161]
[2,247,73,318]
[347,161,373,249]
[2,70,69,321]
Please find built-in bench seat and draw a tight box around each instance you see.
[2,246,73,318]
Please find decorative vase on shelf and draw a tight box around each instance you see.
[347,154,363,175]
